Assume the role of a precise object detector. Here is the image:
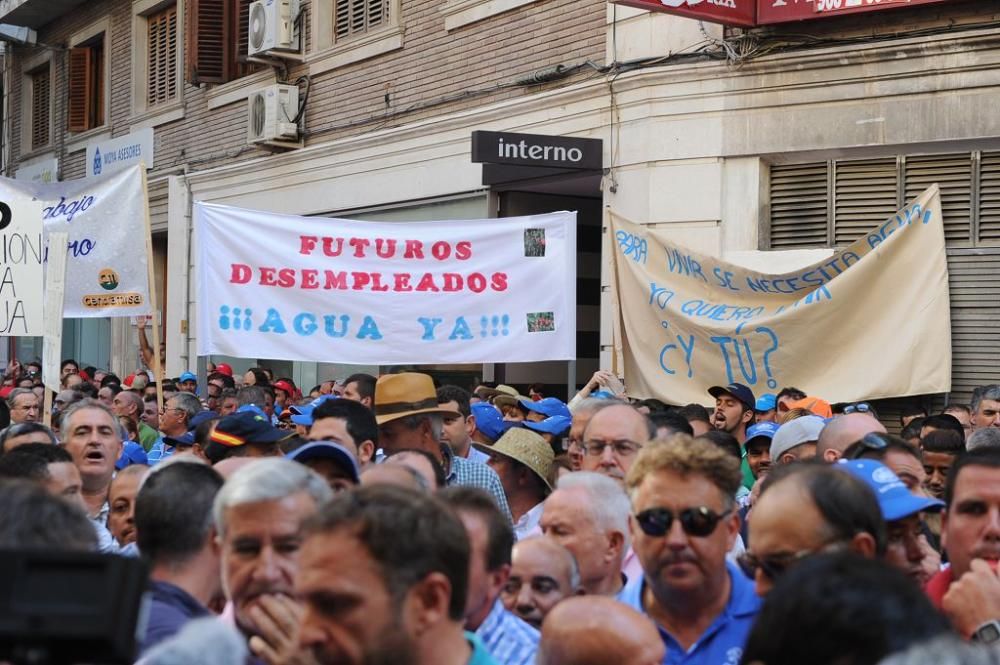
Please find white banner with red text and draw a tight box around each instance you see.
[195,203,577,364]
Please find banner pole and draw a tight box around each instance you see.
[42,232,69,430]
[605,207,621,378]
[139,166,164,416]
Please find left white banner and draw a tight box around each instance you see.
[196,203,577,364]
[0,188,44,335]
[0,164,153,318]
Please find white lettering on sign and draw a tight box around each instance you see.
[497,137,585,164]
[660,0,737,7]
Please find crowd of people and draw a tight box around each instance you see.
[3,356,1000,665]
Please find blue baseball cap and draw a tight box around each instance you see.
[163,431,196,449]
[179,371,197,384]
[523,415,572,436]
[189,410,220,430]
[286,441,360,484]
[838,459,944,521]
[744,421,779,449]
[289,395,338,427]
[237,404,269,420]
[708,383,756,411]
[472,403,509,442]
[755,393,777,412]
[518,397,572,419]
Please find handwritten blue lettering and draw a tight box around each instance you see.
[42,195,96,223]
[666,249,708,283]
[615,230,648,264]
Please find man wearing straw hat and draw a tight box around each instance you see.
[477,428,554,540]
[375,372,512,522]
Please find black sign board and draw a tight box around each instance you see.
[471,131,602,170]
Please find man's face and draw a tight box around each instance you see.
[776,395,797,416]
[309,418,371,466]
[923,451,955,500]
[755,409,776,424]
[63,407,123,488]
[713,395,748,435]
[525,410,546,424]
[486,454,518,501]
[882,450,925,492]
[61,363,79,379]
[747,479,831,596]
[207,384,222,410]
[580,405,647,484]
[263,392,275,419]
[439,401,472,451]
[541,487,615,591]
[501,539,575,628]
[319,382,334,395]
[378,419,428,457]
[43,462,85,509]
[342,381,371,408]
[297,530,416,665]
[10,393,40,423]
[973,400,1000,430]
[458,511,501,626]
[142,400,159,429]
[4,431,54,450]
[64,374,83,389]
[303,459,356,494]
[144,385,158,399]
[220,396,239,416]
[942,465,1000,580]
[220,492,317,635]
[745,442,771,479]
[159,398,188,436]
[946,409,974,438]
[97,386,116,407]
[566,410,596,471]
[630,469,736,598]
[111,393,135,418]
[884,514,932,585]
[108,471,147,546]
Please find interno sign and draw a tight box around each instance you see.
[611,0,949,26]
[471,131,603,170]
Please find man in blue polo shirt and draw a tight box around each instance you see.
[620,435,760,665]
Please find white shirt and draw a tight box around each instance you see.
[514,502,545,541]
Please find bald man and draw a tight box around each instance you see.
[107,464,150,547]
[537,596,664,665]
[817,413,887,463]
[112,390,159,452]
[501,537,580,628]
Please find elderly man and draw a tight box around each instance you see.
[375,373,512,521]
[745,462,884,596]
[149,392,202,464]
[816,412,888,463]
[620,435,760,664]
[296,484,498,664]
[540,471,631,597]
[480,428,553,539]
[580,403,656,485]
[441,486,539,665]
[61,399,124,552]
[213,458,333,663]
[112,390,159,452]
[537,596,664,665]
[107,464,150,548]
[7,387,40,424]
[567,398,616,471]
[970,385,1000,431]
[137,461,226,654]
[501,536,579,628]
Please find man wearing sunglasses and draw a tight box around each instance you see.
[816,412,887,463]
[619,436,759,665]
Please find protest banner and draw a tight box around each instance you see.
[0,185,44,336]
[608,185,951,404]
[42,232,68,427]
[196,204,577,364]
[0,164,153,319]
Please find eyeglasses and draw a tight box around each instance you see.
[160,406,185,415]
[738,539,844,580]
[843,402,872,415]
[634,506,732,538]
[582,439,642,457]
[848,432,889,460]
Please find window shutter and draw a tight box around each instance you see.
[148,5,179,105]
[768,162,829,248]
[904,153,972,246]
[30,68,50,149]
[833,158,898,245]
[336,0,386,38]
[67,47,93,133]
[186,0,227,84]
[979,151,1000,245]
[944,248,1000,400]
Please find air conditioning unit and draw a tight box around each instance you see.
[247,84,299,144]
[248,0,300,57]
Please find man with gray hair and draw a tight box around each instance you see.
[213,458,332,664]
[566,397,619,471]
[7,387,40,424]
[967,427,1000,451]
[149,392,202,464]
[374,373,511,521]
[540,471,632,597]
[237,385,275,421]
[971,385,1000,431]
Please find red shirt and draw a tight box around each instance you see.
[925,567,954,610]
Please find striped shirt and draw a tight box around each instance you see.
[443,445,513,522]
[475,599,539,665]
[146,436,175,465]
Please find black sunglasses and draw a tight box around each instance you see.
[848,432,889,460]
[737,550,811,581]
[635,506,731,538]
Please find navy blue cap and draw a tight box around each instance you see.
[286,441,360,483]
[709,383,756,411]
[189,410,219,431]
[523,415,572,436]
[163,431,196,448]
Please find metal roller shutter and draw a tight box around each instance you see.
[833,158,899,246]
[904,153,973,245]
[768,162,829,248]
[148,177,169,233]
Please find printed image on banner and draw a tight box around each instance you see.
[609,185,950,405]
[195,204,577,365]
[0,164,153,318]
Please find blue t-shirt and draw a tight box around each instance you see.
[618,561,760,665]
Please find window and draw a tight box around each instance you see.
[147,4,178,106]
[68,33,105,132]
[335,0,389,39]
[186,0,261,85]
[29,67,50,150]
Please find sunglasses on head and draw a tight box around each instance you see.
[843,402,872,415]
[848,432,889,460]
[634,506,731,538]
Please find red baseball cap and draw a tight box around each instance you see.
[273,380,295,395]
[215,363,233,377]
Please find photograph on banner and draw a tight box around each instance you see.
[196,204,577,364]
[609,185,950,405]
[0,190,45,336]
[0,163,153,319]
